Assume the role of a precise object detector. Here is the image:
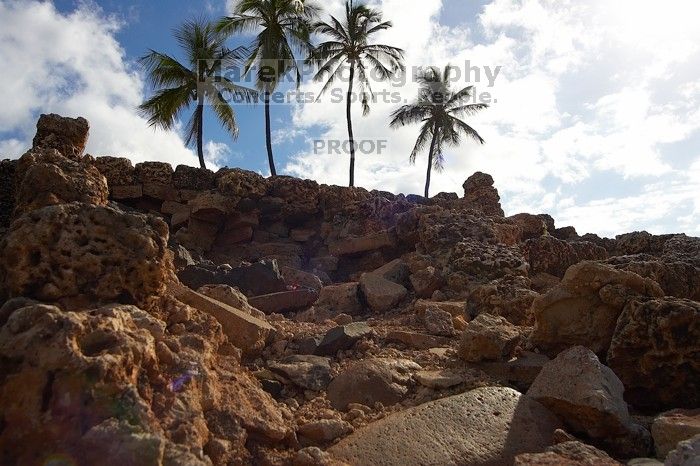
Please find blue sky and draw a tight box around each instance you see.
[1,0,699,237]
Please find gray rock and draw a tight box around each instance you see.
[328,386,562,466]
[527,346,651,458]
[315,322,372,356]
[327,358,420,410]
[268,355,332,391]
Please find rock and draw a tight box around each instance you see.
[328,230,395,256]
[467,275,539,325]
[217,168,268,199]
[423,306,456,336]
[414,369,463,389]
[197,284,265,319]
[290,228,316,242]
[457,313,522,362]
[315,322,372,356]
[172,284,273,357]
[664,435,700,466]
[508,213,548,240]
[0,302,288,465]
[531,261,664,357]
[627,459,663,466]
[171,244,195,270]
[178,261,287,297]
[134,161,173,186]
[607,298,700,411]
[662,235,700,268]
[32,113,89,159]
[315,282,363,316]
[462,172,505,217]
[0,159,17,227]
[414,299,465,317]
[172,164,215,190]
[477,351,550,392]
[248,289,319,314]
[1,203,170,308]
[112,184,143,200]
[298,419,354,444]
[13,148,109,217]
[370,259,410,286]
[448,239,529,285]
[652,409,700,459]
[385,330,452,350]
[409,266,444,297]
[297,335,322,355]
[527,346,651,458]
[268,355,332,391]
[359,272,408,313]
[327,358,420,410]
[514,441,622,465]
[328,386,563,465]
[524,236,608,278]
[280,266,323,292]
[189,192,235,224]
[92,156,135,187]
[605,255,700,301]
[293,446,345,466]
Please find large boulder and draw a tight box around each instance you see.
[13,148,109,218]
[462,172,505,217]
[0,203,171,308]
[315,282,363,316]
[531,261,664,356]
[606,298,700,411]
[0,302,288,465]
[31,113,89,159]
[326,358,420,410]
[359,272,408,313]
[328,386,563,465]
[508,213,548,240]
[524,235,608,278]
[527,346,651,458]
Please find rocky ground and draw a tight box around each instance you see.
[0,114,698,466]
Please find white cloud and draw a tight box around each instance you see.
[0,0,205,167]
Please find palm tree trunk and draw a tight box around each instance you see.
[425,125,438,198]
[264,90,277,177]
[196,97,205,169]
[346,62,356,187]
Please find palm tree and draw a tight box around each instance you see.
[139,19,256,169]
[310,0,404,187]
[216,0,319,177]
[390,66,488,198]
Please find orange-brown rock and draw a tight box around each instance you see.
[531,261,664,356]
[32,113,89,159]
[13,148,108,217]
[1,203,171,308]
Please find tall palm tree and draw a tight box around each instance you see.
[310,0,404,187]
[390,66,488,198]
[139,19,255,169]
[216,0,319,177]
